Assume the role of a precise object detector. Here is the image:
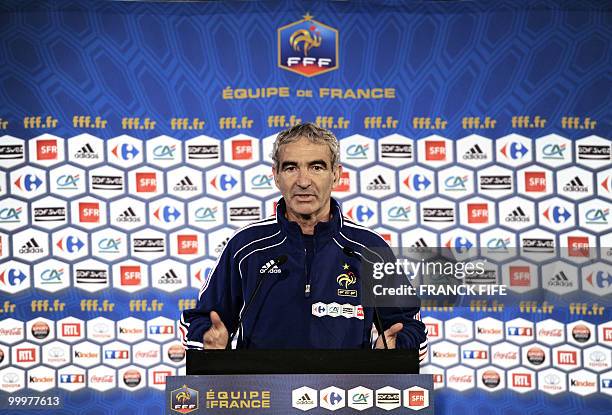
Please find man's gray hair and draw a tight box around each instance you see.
[271,123,340,170]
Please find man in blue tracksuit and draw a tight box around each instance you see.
[180,123,427,357]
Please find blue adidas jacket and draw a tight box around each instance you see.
[180,198,427,355]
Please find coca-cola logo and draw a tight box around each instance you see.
[494,351,518,360]
[0,328,22,336]
[448,375,472,383]
[90,375,113,383]
[538,328,562,337]
[135,350,158,359]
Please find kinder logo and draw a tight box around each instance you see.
[231,140,253,160]
[524,172,546,192]
[36,139,58,160]
[425,141,446,161]
[509,266,531,286]
[136,172,157,192]
[177,235,198,255]
[468,203,489,223]
[79,202,100,223]
[278,13,338,77]
[120,265,142,286]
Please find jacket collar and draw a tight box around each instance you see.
[275,197,343,249]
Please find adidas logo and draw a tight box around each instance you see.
[548,271,572,287]
[562,176,588,193]
[413,238,428,248]
[366,175,391,191]
[117,207,141,223]
[505,207,530,223]
[158,268,181,284]
[19,238,43,254]
[259,260,282,274]
[463,144,487,160]
[295,393,315,406]
[74,143,99,159]
[173,176,197,191]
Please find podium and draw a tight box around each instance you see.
[166,349,433,414]
[186,349,421,374]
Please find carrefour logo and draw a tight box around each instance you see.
[278,13,338,77]
[404,174,432,191]
[112,144,139,160]
[56,236,85,253]
[0,269,27,286]
[154,206,181,222]
[347,205,374,222]
[543,206,571,223]
[501,142,528,159]
[210,174,237,191]
[14,174,43,191]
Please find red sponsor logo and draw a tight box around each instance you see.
[432,374,443,384]
[426,323,439,337]
[333,171,351,192]
[557,350,577,365]
[525,172,546,192]
[468,203,489,224]
[356,305,364,318]
[512,373,532,388]
[232,140,253,160]
[604,328,612,342]
[425,141,446,161]
[380,233,392,244]
[120,265,141,286]
[409,390,425,406]
[37,139,58,160]
[62,323,81,337]
[153,370,172,384]
[510,266,531,286]
[177,235,198,255]
[79,202,100,223]
[567,236,589,257]
[17,348,36,362]
[136,172,157,192]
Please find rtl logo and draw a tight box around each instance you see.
[79,202,100,223]
[558,350,577,365]
[120,265,142,286]
[567,236,589,257]
[177,235,198,255]
[604,328,612,342]
[37,139,58,160]
[232,140,253,160]
[426,323,439,337]
[426,141,446,161]
[509,266,531,286]
[525,172,546,192]
[512,373,532,388]
[62,323,81,337]
[17,348,36,362]
[468,203,489,224]
[136,172,157,192]
[153,370,172,384]
[432,374,444,384]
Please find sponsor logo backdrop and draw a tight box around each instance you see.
[0,1,610,414]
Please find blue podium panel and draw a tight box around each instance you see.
[166,374,434,415]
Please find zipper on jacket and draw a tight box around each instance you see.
[304,248,311,298]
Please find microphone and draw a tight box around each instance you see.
[343,246,388,350]
[226,254,288,349]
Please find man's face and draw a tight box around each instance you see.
[273,137,341,219]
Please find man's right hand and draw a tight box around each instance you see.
[203,311,229,349]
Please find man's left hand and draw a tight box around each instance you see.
[375,323,403,349]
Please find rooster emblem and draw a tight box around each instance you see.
[289,25,322,56]
[337,271,357,289]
